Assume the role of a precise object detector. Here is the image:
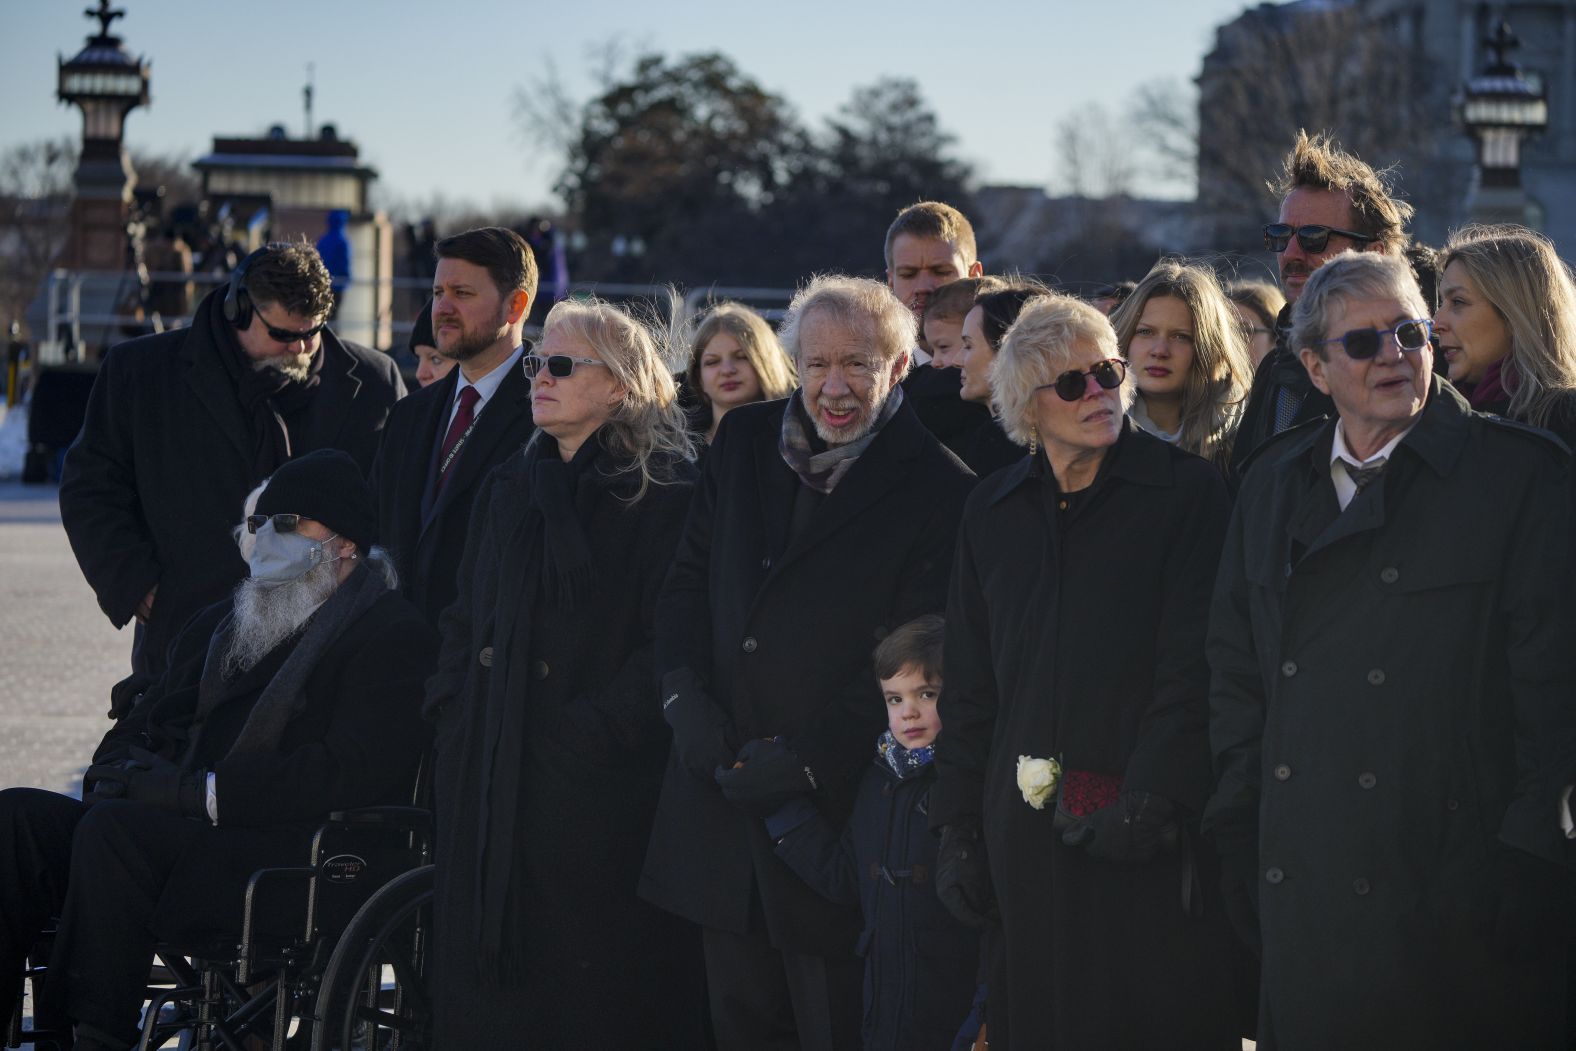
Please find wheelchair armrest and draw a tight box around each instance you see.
[324,805,432,834]
[239,865,316,984]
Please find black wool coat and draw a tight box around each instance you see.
[59,288,405,676]
[90,581,434,942]
[368,360,534,626]
[931,424,1243,1050]
[772,756,979,1051]
[424,438,708,1047]
[1203,378,1576,1050]
[1228,307,1333,480]
[902,363,1024,477]
[639,396,976,957]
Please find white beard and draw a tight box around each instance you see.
[223,561,339,676]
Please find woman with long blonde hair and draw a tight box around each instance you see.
[426,297,707,1045]
[1110,260,1252,472]
[1434,224,1576,439]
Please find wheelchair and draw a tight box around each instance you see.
[6,801,435,1051]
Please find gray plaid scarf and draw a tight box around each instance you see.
[778,386,905,493]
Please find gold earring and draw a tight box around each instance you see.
[1028,425,1038,457]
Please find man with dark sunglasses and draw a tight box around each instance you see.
[1227,131,1413,480]
[60,241,405,680]
[368,227,536,627]
[1204,252,1576,1049]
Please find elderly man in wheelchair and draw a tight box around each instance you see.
[0,451,434,1051]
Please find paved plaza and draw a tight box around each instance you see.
[0,478,133,795]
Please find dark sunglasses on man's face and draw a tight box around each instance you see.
[1319,319,1432,360]
[264,321,325,344]
[1039,358,1128,402]
[1263,223,1379,254]
[522,353,611,380]
[246,513,313,534]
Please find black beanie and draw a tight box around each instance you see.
[408,299,435,352]
[255,449,377,550]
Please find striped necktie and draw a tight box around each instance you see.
[1342,457,1387,494]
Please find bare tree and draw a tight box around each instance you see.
[1052,105,1136,199]
[1128,78,1198,197]
[0,138,76,330]
[1191,3,1457,246]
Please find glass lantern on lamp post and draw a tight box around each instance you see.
[1455,18,1547,225]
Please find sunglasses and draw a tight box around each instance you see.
[1038,358,1128,402]
[263,321,325,344]
[523,354,611,380]
[1318,318,1432,360]
[246,513,313,534]
[1263,223,1378,254]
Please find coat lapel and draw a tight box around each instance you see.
[754,406,796,563]
[181,334,253,466]
[313,333,365,453]
[772,401,925,574]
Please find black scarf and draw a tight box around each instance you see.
[191,563,388,760]
[204,289,325,480]
[476,432,601,983]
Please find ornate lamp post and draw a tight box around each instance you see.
[1456,18,1547,225]
[57,0,151,269]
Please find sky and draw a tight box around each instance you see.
[1,0,1257,214]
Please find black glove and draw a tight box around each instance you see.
[936,822,999,930]
[1060,790,1179,862]
[661,669,736,781]
[714,738,819,817]
[1492,847,1576,961]
[83,746,206,820]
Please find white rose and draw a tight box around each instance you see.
[1016,754,1062,810]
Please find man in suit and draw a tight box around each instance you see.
[59,241,406,678]
[640,275,976,1050]
[369,227,537,626]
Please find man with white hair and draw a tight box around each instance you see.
[1204,251,1576,1048]
[641,275,976,1049]
[0,450,433,1051]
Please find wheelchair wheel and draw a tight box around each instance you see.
[309,864,433,1051]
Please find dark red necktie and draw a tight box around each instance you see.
[436,385,481,492]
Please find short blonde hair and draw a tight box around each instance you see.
[687,302,797,406]
[992,293,1128,447]
[539,298,696,500]
[778,274,916,368]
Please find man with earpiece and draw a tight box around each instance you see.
[59,241,406,681]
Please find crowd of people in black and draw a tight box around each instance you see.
[1,126,1574,1051]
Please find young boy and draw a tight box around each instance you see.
[765,614,980,1051]
[922,277,999,369]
